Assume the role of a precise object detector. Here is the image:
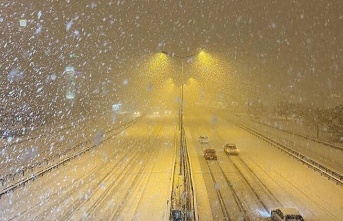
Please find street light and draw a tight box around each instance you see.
[161,51,197,221]
[161,51,195,59]
[160,51,195,130]
[160,50,196,180]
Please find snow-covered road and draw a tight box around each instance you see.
[1,109,343,220]
[0,115,176,220]
[185,108,343,220]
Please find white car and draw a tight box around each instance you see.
[199,135,209,144]
[224,143,239,155]
[271,207,304,221]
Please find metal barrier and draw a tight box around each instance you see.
[234,121,343,186]
[0,118,139,197]
[250,118,343,151]
[171,125,196,220]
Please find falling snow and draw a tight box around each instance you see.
[1,0,343,220]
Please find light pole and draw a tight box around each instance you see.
[160,51,195,131]
[161,50,196,178]
[162,50,205,221]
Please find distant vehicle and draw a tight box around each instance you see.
[224,143,239,155]
[199,135,209,144]
[170,209,183,221]
[204,149,217,160]
[271,208,304,221]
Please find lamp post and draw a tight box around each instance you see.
[161,50,195,179]
[161,50,198,221]
[160,51,195,131]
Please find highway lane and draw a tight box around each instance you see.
[185,108,343,220]
[0,114,176,220]
[2,109,343,220]
[227,113,343,176]
[0,113,135,191]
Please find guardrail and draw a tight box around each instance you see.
[233,121,343,186]
[182,128,197,220]
[249,117,343,151]
[0,118,139,198]
[170,125,197,221]
[0,117,88,151]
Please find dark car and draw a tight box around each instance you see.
[204,149,217,160]
[271,207,304,221]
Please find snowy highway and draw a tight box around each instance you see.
[0,115,177,220]
[1,109,343,220]
[185,108,343,220]
[2,1,343,220]
[232,114,343,176]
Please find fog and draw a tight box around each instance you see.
[1,0,342,134]
[1,2,343,220]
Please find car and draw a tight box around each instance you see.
[199,135,209,144]
[170,209,183,221]
[224,143,239,155]
[271,207,304,221]
[204,149,217,160]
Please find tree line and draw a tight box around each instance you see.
[274,102,343,142]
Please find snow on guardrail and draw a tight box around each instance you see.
[250,118,343,152]
[0,118,140,198]
[233,121,343,186]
